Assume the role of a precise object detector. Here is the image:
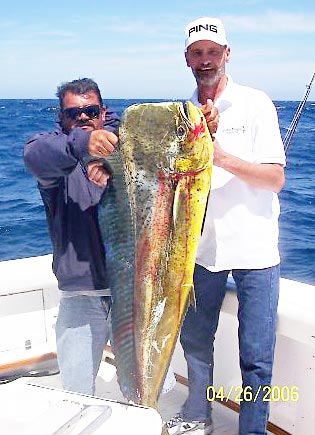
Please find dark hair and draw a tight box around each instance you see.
[56,78,103,109]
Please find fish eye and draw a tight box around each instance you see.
[177,125,187,139]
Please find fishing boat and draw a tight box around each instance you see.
[0,74,314,434]
[0,254,314,435]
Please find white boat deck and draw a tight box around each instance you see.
[2,358,276,435]
[12,368,242,435]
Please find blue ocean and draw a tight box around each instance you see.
[0,99,314,285]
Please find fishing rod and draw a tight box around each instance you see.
[283,71,315,153]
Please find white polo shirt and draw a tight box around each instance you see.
[191,76,286,271]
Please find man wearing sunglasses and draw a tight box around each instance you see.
[24,78,119,395]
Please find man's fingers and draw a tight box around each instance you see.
[87,162,110,187]
[200,98,213,116]
[106,131,119,147]
[88,130,118,157]
[200,100,219,133]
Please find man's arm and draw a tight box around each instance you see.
[204,94,285,193]
[24,127,91,187]
[24,118,118,188]
[213,140,285,193]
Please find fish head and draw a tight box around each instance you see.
[173,101,213,176]
[119,101,213,177]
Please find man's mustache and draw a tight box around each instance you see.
[76,120,94,127]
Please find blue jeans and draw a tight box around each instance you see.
[180,265,280,435]
[56,295,111,395]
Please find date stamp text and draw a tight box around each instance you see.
[206,385,299,402]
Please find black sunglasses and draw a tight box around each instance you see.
[62,105,101,120]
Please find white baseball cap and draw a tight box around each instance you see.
[184,17,228,50]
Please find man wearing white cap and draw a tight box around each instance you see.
[167,17,286,435]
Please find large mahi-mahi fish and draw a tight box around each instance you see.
[98,101,213,412]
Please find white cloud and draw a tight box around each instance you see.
[223,11,315,33]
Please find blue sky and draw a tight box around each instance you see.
[1,0,314,100]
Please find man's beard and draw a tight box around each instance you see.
[194,66,224,87]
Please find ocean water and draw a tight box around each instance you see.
[0,99,314,285]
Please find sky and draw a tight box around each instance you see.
[1,0,314,100]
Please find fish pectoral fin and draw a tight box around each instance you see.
[189,285,196,310]
[183,283,196,310]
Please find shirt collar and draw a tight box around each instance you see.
[190,74,234,109]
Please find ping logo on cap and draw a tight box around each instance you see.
[188,24,218,37]
[184,17,227,49]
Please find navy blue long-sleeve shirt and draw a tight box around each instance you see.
[24,109,120,294]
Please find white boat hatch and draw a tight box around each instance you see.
[0,379,163,435]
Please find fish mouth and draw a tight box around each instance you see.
[182,101,189,119]
[181,100,204,129]
[180,102,194,130]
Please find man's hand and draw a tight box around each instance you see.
[87,161,111,187]
[200,99,219,136]
[88,130,118,157]
[212,138,226,168]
